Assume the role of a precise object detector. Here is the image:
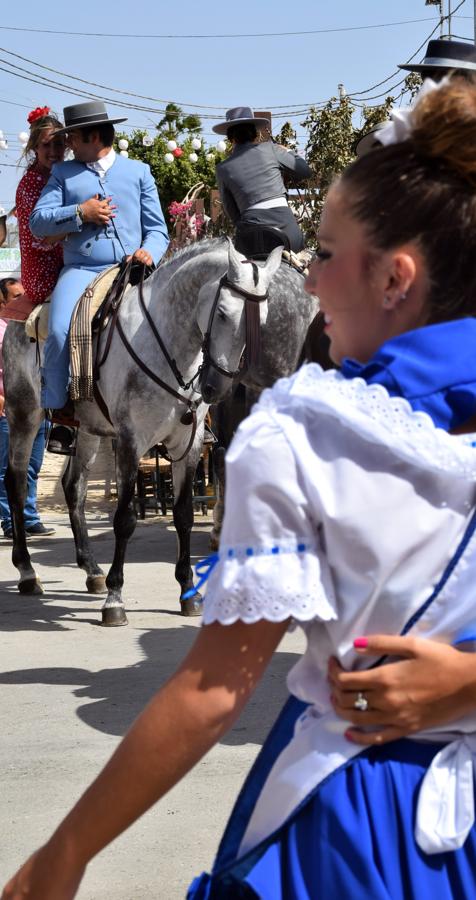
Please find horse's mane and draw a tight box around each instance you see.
[145,237,227,295]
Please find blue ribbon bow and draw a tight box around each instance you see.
[181,552,220,600]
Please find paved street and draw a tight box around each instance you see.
[0,513,304,898]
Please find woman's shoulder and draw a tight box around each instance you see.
[253,364,476,481]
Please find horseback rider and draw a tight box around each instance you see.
[356,39,476,158]
[213,106,312,257]
[30,100,169,453]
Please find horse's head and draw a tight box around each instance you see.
[197,240,283,404]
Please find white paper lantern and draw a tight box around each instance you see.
[0,139,8,151]
[166,140,177,151]
[191,138,202,150]
[18,131,29,143]
[188,152,198,163]
[164,152,174,163]
[142,134,153,147]
[206,153,215,162]
[216,140,227,153]
[120,149,129,158]
[118,138,129,151]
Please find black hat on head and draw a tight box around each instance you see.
[55,101,127,134]
[354,122,387,158]
[399,38,476,74]
[213,106,270,135]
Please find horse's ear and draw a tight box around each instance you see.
[262,245,283,286]
[227,239,247,283]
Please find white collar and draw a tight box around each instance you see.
[260,364,476,481]
[87,147,116,176]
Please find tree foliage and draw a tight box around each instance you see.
[116,104,225,225]
[119,77,423,245]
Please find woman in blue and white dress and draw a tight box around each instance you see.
[5,77,476,900]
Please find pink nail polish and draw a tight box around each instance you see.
[354,637,368,649]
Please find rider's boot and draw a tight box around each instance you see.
[46,400,79,456]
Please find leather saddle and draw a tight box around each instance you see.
[234,222,291,260]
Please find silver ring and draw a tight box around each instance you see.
[353,691,369,712]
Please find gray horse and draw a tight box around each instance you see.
[3,238,317,625]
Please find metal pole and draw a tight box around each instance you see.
[440,1,445,39]
[474,0,476,45]
[448,0,452,38]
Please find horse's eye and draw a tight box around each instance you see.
[217,309,227,322]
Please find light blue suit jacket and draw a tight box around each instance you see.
[30,154,169,267]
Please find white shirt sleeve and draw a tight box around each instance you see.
[202,408,337,625]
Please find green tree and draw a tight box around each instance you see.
[116,105,225,225]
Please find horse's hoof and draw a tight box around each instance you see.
[18,577,43,595]
[180,592,202,617]
[101,607,128,627]
[86,574,107,595]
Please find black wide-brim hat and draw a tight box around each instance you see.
[55,101,127,134]
[213,106,270,135]
[399,38,476,73]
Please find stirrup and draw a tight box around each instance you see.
[46,424,78,457]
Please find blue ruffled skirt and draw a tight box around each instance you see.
[187,698,476,899]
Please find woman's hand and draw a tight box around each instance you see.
[2,842,85,900]
[328,635,476,746]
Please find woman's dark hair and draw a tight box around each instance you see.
[227,122,257,144]
[79,123,115,147]
[0,277,19,301]
[340,77,476,323]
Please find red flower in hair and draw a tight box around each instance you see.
[27,106,51,125]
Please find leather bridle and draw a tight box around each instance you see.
[94,264,268,461]
[201,274,269,380]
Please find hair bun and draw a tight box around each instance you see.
[27,106,51,125]
[411,78,476,185]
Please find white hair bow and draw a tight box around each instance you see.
[377,76,450,147]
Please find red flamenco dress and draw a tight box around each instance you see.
[4,164,63,320]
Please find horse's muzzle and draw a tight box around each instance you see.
[199,364,233,405]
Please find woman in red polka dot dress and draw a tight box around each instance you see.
[8,107,66,319]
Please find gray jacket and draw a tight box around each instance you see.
[216,141,312,225]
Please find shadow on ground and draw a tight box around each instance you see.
[0,626,298,747]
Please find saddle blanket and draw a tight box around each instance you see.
[22,265,122,401]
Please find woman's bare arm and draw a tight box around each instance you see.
[2,619,288,899]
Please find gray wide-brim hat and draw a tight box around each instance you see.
[399,38,476,74]
[354,122,387,158]
[213,106,270,135]
[55,101,127,134]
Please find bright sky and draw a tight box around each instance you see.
[0,0,474,210]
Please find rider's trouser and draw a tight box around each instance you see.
[41,264,108,409]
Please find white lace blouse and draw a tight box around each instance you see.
[202,364,476,856]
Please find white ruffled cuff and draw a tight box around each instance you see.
[202,541,337,625]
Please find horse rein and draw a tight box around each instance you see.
[94,264,267,462]
[201,274,269,379]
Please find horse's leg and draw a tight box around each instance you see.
[5,414,44,594]
[209,445,225,552]
[62,430,107,595]
[172,443,203,617]
[101,430,139,626]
